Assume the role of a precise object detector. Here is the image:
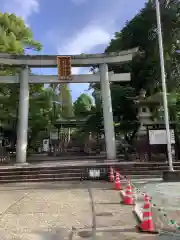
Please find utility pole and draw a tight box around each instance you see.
[155,0,174,171]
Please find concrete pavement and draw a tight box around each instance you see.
[0,180,178,239]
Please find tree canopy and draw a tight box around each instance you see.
[88,0,180,141]
[0,12,42,130]
[106,0,180,94]
[74,93,93,118]
[0,12,42,54]
[58,84,74,119]
[0,13,60,147]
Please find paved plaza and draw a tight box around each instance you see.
[0,180,178,239]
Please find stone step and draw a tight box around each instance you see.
[125,175,161,179]
[0,174,162,183]
[0,166,172,174]
[117,166,180,172]
[0,166,174,176]
[119,170,162,175]
[0,169,163,179]
[0,177,83,183]
[0,162,177,183]
[0,168,83,175]
[0,170,162,182]
[0,172,82,180]
[0,162,178,171]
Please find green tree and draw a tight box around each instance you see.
[111,85,139,143]
[51,83,74,119]
[74,93,93,118]
[0,12,41,53]
[28,87,59,147]
[106,0,180,94]
[89,0,180,141]
[0,12,42,144]
[58,84,74,118]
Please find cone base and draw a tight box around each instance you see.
[136,225,159,234]
[124,200,134,205]
[120,200,135,205]
[123,196,134,205]
[114,184,122,190]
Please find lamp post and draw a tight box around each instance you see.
[155,0,173,171]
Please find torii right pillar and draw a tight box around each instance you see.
[99,63,116,160]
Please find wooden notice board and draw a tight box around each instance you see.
[57,56,72,80]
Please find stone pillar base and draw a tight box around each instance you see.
[163,171,180,182]
[15,162,29,166]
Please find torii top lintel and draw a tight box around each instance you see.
[0,48,138,68]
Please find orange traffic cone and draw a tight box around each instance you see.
[143,193,150,202]
[123,180,134,205]
[114,170,122,190]
[109,166,114,182]
[139,195,156,233]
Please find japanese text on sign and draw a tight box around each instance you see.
[57,56,72,80]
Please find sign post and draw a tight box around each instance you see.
[149,129,175,145]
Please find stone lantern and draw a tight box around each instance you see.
[137,89,153,135]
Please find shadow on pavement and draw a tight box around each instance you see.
[34,227,74,240]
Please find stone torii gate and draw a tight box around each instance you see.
[0,48,138,164]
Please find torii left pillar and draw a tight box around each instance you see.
[16,66,29,164]
[100,63,116,160]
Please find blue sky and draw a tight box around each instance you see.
[1,0,147,101]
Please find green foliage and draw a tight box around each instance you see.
[84,106,104,134]
[106,0,180,94]
[89,83,139,141]
[74,93,93,118]
[58,84,74,118]
[0,12,44,145]
[88,0,180,140]
[111,85,137,122]
[28,87,59,146]
[0,12,75,147]
[0,12,42,53]
[176,93,180,126]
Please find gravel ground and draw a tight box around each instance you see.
[0,180,178,240]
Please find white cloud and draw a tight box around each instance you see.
[56,0,123,100]
[54,0,146,101]
[58,25,111,55]
[2,0,39,22]
[57,24,111,101]
[57,25,111,74]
